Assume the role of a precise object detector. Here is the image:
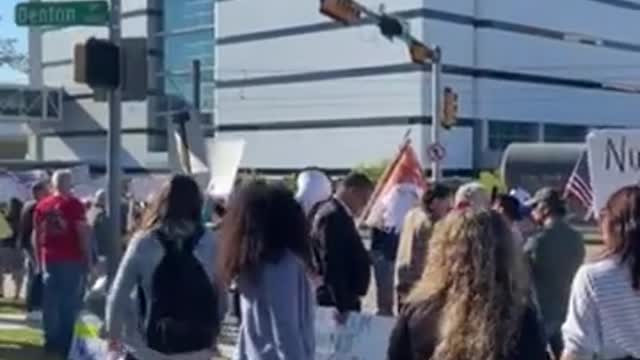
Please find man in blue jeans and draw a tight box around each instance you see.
[19,180,50,321]
[34,170,92,358]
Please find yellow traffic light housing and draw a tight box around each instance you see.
[408,40,434,64]
[319,0,362,25]
[442,87,458,129]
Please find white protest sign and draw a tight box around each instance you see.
[0,173,29,202]
[587,129,640,212]
[315,307,395,360]
[206,138,245,199]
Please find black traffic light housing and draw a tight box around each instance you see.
[378,15,403,39]
[74,38,120,89]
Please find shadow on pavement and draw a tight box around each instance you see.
[0,339,48,360]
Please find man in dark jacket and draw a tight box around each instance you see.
[524,187,585,359]
[311,172,373,318]
[19,180,49,319]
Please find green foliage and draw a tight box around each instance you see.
[354,160,390,184]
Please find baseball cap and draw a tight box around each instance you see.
[526,187,565,210]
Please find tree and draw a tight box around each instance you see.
[0,16,28,73]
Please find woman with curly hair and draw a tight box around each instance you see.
[387,209,548,360]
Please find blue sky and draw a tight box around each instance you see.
[0,0,28,83]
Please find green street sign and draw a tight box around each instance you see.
[15,1,109,27]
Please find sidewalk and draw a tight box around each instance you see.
[0,313,40,331]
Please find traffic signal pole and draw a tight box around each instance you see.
[319,0,448,181]
[106,0,122,285]
[430,46,442,182]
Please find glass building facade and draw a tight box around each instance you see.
[161,0,215,115]
[151,0,215,152]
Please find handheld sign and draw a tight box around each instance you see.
[587,129,640,213]
[315,307,395,360]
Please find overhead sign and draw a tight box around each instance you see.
[587,129,640,212]
[427,142,446,162]
[15,1,109,27]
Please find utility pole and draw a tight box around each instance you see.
[106,0,122,284]
[430,46,442,182]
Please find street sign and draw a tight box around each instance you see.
[15,1,109,27]
[427,143,446,162]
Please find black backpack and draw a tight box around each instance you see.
[139,227,219,354]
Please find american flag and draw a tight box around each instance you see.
[564,150,593,210]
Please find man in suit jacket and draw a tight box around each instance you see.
[311,172,373,318]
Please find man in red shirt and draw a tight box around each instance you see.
[34,170,91,358]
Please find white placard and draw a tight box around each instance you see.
[206,138,246,199]
[587,129,640,212]
[315,307,395,360]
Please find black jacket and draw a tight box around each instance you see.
[310,198,371,312]
[388,298,549,360]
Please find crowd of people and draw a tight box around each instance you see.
[0,167,639,360]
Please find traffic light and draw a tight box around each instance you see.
[442,86,458,129]
[408,40,434,64]
[74,38,120,89]
[378,15,404,39]
[319,0,361,25]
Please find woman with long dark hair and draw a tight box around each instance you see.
[219,180,315,360]
[106,175,224,360]
[562,185,640,360]
[387,209,548,360]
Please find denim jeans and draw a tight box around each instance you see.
[371,250,395,316]
[25,255,42,312]
[42,261,86,357]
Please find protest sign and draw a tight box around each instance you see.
[206,138,246,199]
[68,313,113,360]
[0,173,29,202]
[587,129,640,212]
[315,307,395,360]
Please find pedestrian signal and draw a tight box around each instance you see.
[319,0,362,24]
[442,87,458,129]
[74,38,120,89]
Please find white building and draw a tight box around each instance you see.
[26,0,640,174]
[217,0,640,174]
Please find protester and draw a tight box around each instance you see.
[0,198,25,300]
[219,181,315,360]
[387,209,548,360]
[33,170,92,358]
[106,175,223,360]
[87,190,108,260]
[562,185,640,360]
[394,183,452,311]
[295,168,333,216]
[453,182,490,211]
[493,193,526,247]
[311,172,373,318]
[525,187,585,359]
[19,180,49,320]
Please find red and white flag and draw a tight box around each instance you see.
[361,139,427,232]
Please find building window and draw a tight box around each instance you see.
[544,124,587,143]
[488,121,538,151]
